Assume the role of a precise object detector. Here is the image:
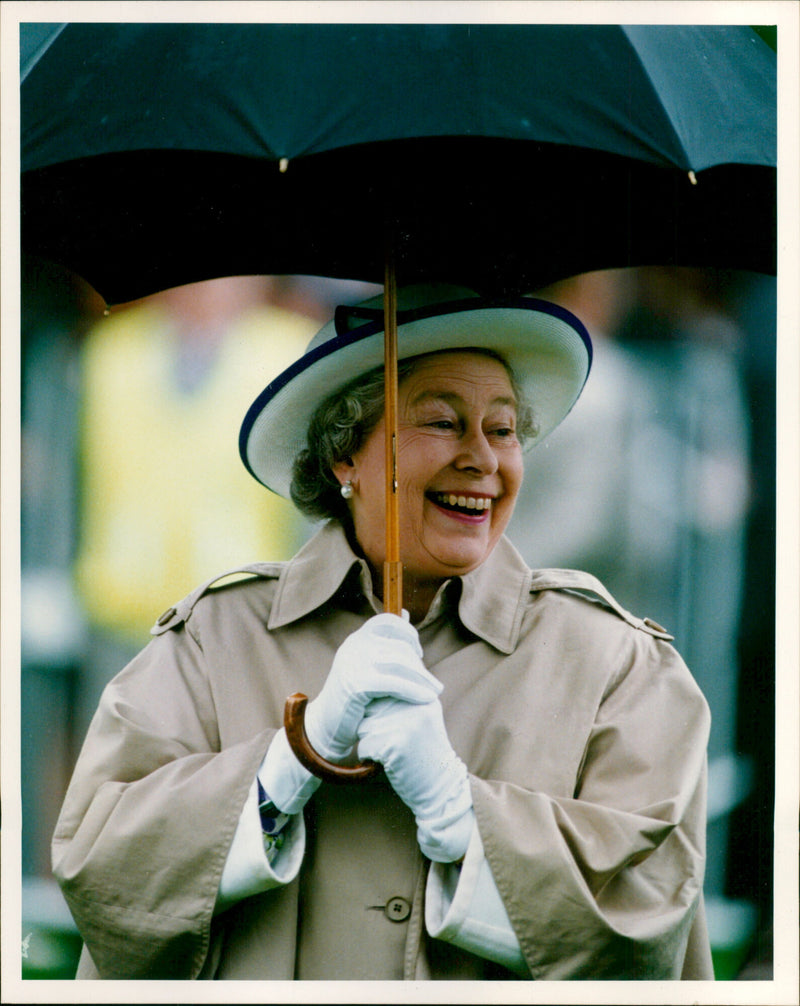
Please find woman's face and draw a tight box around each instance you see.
[334,351,524,597]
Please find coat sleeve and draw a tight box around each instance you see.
[470,627,712,980]
[51,623,275,979]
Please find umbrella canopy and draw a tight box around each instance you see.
[21,22,776,305]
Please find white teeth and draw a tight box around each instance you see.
[434,492,492,511]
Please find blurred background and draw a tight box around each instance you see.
[18,259,775,980]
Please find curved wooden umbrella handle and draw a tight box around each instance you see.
[284,693,380,783]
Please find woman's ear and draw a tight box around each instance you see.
[332,457,355,487]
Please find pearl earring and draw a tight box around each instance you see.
[340,480,354,499]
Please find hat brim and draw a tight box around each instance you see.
[240,292,592,498]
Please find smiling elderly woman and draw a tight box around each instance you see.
[52,286,713,981]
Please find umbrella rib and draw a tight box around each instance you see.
[20,23,68,83]
[620,25,695,172]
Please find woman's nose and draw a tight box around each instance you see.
[454,427,498,474]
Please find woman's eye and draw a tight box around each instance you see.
[428,419,455,430]
[491,426,515,438]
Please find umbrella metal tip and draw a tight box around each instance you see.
[279,157,289,173]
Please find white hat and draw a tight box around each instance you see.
[240,284,592,496]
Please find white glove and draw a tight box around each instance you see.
[303,612,442,762]
[357,696,474,863]
[258,613,440,817]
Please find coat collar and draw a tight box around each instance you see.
[268,521,532,654]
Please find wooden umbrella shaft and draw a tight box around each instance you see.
[383,249,403,616]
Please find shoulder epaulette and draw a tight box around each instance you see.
[150,562,284,635]
[529,568,674,641]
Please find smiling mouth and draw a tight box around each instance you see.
[427,491,493,515]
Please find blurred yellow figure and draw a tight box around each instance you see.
[74,277,317,644]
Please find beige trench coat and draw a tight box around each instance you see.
[53,521,713,980]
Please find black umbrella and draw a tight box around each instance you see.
[21,22,776,305]
[20,21,776,780]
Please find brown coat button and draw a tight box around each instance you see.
[385,896,411,922]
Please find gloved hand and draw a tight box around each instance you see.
[303,612,442,763]
[259,613,440,816]
[356,695,475,863]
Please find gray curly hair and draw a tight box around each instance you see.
[290,349,536,523]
